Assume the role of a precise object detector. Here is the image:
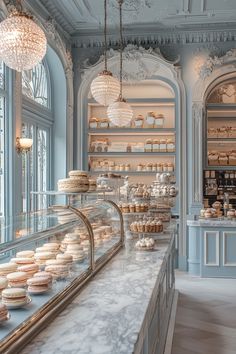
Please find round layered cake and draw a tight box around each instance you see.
[58,178,86,193]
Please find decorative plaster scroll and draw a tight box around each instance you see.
[82,44,179,83]
[198,49,236,80]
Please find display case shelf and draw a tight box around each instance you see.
[89,170,175,175]
[88,152,176,156]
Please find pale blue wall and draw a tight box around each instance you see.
[46,46,67,189]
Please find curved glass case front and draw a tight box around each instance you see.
[0,201,123,353]
[76,200,124,266]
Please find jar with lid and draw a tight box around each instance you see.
[154,114,164,128]
[146,112,155,127]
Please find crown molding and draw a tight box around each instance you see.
[71,23,236,48]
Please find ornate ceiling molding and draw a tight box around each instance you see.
[82,44,179,83]
[72,25,236,48]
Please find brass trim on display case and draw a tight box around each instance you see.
[0,201,125,354]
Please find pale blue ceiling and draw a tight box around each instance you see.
[26,0,236,35]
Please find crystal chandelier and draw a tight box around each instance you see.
[0,1,47,72]
[107,0,133,127]
[90,0,120,106]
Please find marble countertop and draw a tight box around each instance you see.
[22,236,172,354]
[187,217,236,227]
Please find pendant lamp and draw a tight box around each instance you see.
[90,0,120,106]
[107,0,133,127]
[0,0,47,72]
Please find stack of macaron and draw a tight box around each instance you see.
[1,288,29,308]
[56,253,73,267]
[34,250,56,267]
[0,263,18,277]
[6,272,28,288]
[57,210,77,224]
[45,261,69,279]
[11,250,35,266]
[16,250,35,259]
[60,232,81,252]
[0,303,9,322]
[17,264,39,279]
[0,277,8,296]
[36,242,61,257]
[64,244,85,262]
[27,272,52,294]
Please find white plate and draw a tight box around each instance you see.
[5,295,32,309]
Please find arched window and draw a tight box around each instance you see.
[22,60,50,108]
[21,60,52,212]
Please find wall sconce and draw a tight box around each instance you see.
[16,137,33,154]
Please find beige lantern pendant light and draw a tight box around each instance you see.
[90,0,120,106]
[0,0,47,72]
[107,0,133,127]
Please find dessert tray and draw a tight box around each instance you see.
[135,237,156,251]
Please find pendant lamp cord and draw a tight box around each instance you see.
[16,0,23,12]
[118,0,123,99]
[104,0,108,72]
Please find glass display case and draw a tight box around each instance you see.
[0,200,124,353]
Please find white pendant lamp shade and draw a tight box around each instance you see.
[107,98,133,126]
[90,70,120,106]
[0,12,47,72]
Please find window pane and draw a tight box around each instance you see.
[22,61,49,108]
[21,123,34,213]
[22,123,49,212]
[0,97,5,216]
[37,128,48,210]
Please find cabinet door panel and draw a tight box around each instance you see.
[204,231,220,266]
[223,232,236,266]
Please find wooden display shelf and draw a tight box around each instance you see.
[207,103,236,110]
[88,152,176,157]
[207,138,236,141]
[88,128,176,135]
[206,166,236,170]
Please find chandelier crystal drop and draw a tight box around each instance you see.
[0,10,47,72]
[107,0,133,127]
[90,0,120,106]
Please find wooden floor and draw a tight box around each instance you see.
[171,272,236,354]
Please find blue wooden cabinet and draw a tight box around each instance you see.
[188,219,236,278]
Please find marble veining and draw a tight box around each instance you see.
[187,217,236,227]
[22,237,172,354]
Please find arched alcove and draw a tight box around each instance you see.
[77,45,188,269]
[191,50,236,212]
